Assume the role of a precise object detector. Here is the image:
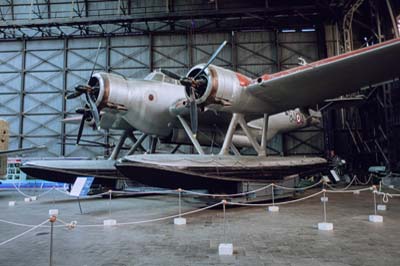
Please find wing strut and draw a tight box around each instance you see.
[127,134,148,155]
[260,114,269,156]
[108,130,129,160]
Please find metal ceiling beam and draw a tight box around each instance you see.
[0,6,322,29]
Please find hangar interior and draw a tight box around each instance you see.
[1,1,400,265]
[0,0,399,172]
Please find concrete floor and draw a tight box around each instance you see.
[0,187,399,266]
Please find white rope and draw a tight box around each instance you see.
[72,201,223,228]
[11,184,64,199]
[53,188,72,196]
[12,183,39,198]
[0,218,65,228]
[355,174,373,185]
[0,219,49,246]
[381,181,400,193]
[325,186,372,193]
[110,189,177,196]
[324,174,360,191]
[273,180,323,191]
[227,190,324,207]
[182,184,273,197]
[375,191,394,203]
[0,218,41,228]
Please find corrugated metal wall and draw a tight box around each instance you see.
[0,30,323,158]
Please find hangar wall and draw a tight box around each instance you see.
[0,30,324,158]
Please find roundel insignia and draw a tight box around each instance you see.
[145,91,157,102]
[296,113,302,124]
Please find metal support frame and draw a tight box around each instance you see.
[219,113,264,156]
[260,113,269,156]
[385,0,400,38]
[0,2,324,39]
[176,115,204,155]
[18,39,26,149]
[148,136,158,154]
[342,0,365,52]
[109,130,128,160]
[127,133,147,155]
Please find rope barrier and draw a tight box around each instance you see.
[354,174,373,185]
[325,186,372,193]
[181,184,273,198]
[0,219,49,246]
[75,201,223,227]
[0,218,66,228]
[381,181,400,193]
[273,180,323,191]
[227,190,324,207]
[12,183,56,198]
[325,175,357,191]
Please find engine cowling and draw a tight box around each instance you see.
[186,64,266,113]
[89,72,132,110]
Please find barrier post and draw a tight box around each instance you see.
[268,184,279,212]
[49,215,56,266]
[321,181,328,203]
[318,189,333,231]
[369,186,383,222]
[219,200,233,255]
[174,188,186,225]
[103,190,117,226]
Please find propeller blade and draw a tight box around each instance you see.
[76,114,85,145]
[160,69,182,80]
[89,41,102,81]
[193,40,227,80]
[66,91,83,99]
[189,87,198,136]
[85,93,100,129]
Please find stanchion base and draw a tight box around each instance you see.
[268,206,279,212]
[318,222,333,231]
[103,219,117,226]
[49,209,59,217]
[320,196,328,202]
[353,190,360,195]
[377,204,386,211]
[218,243,233,256]
[24,197,31,203]
[174,217,186,225]
[30,196,37,201]
[369,215,383,223]
[8,201,16,206]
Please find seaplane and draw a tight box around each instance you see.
[21,37,400,194]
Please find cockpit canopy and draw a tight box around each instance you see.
[144,71,180,85]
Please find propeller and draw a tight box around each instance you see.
[65,42,102,144]
[161,40,227,138]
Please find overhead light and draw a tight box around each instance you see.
[301,28,315,32]
[281,29,296,33]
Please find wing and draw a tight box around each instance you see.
[246,38,400,113]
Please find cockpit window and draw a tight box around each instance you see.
[144,71,180,85]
